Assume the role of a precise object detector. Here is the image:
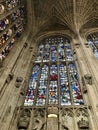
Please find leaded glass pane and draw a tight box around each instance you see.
[24,36,84,107]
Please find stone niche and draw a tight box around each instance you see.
[76,108,89,130]
[61,108,74,130]
[17,108,31,130]
[32,108,46,130]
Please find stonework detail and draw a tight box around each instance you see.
[78,118,89,129]
[76,108,89,129]
[48,107,58,115]
[32,108,46,130]
[17,109,31,130]
[84,74,92,85]
[61,108,74,130]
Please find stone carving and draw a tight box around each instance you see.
[81,77,87,93]
[76,108,89,117]
[76,108,89,129]
[20,80,27,96]
[33,118,46,130]
[6,72,14,83]
[34,108,45,117]
[61,117,69,130]
[32,108,46,130]
[84,43,89,48]
[78,118,89,129]
[17,109,31,130]
[84,74,92,85]
[15,77,23,88]
[61,109,73,130]
[48,107,58,115]
[62,108,73,117]
[73,50,76,54]
[81,76,85,86]
[75,43,80,48]
[29,46,33,52]
[24,42,28,48]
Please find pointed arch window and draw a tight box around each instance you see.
[87,32,98,59]
[24,36,84,107]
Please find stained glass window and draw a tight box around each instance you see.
[87,32,98,59]
[24,36,84,106]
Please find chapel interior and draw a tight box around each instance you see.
[0,0,98,130]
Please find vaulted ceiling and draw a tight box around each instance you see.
[30,0,98,37]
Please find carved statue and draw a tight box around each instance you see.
[17,109,31,130]
[33,118,46,130]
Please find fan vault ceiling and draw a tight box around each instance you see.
[29,0,98,37]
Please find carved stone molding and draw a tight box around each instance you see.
[61,108,73,117]
[34,108,45,117]
[17,108,31,130]
[48,107,58,115]
[32,108,46,130]
[61,108,74,130]
[76,108,89,117]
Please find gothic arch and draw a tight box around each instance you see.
[85,29,98,39]
[33,31,73,45]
